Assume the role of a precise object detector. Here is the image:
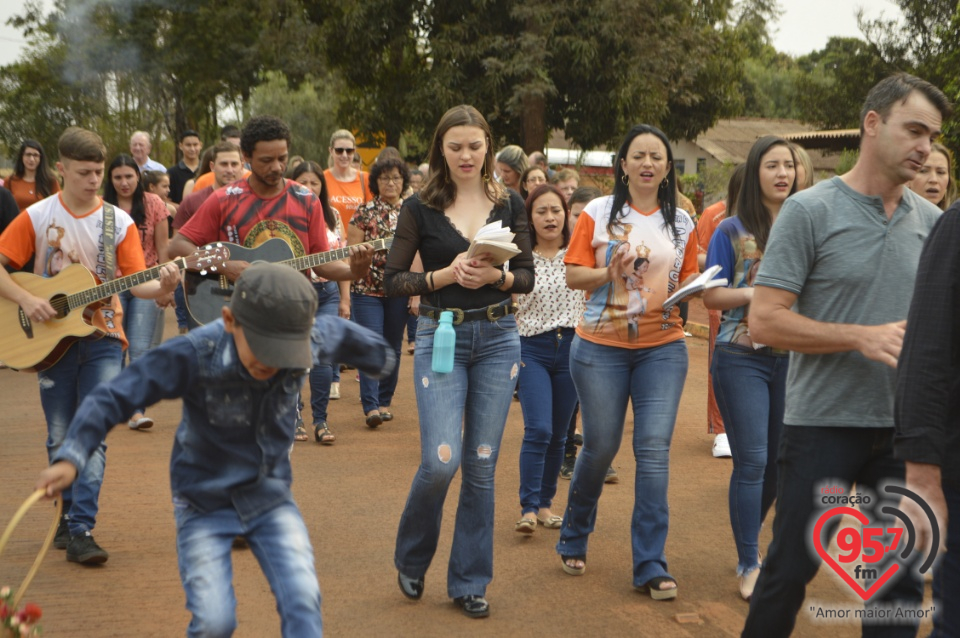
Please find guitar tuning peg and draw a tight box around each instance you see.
[199,268,208,275]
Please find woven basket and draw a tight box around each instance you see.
[0,489,61,612]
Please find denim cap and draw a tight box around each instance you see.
[230,262,318,369]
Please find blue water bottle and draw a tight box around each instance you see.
[432,311,456,373]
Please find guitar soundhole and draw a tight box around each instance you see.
[50,293,70,319]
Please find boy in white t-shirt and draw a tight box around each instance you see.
[0,127,180,565]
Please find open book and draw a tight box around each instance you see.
[661,264,728,310]
[466,221,521,266]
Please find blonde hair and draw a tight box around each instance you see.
[327,129,357,169]
[790,143,815,190]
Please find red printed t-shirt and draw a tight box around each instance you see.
[564,195,698,349]
[178,178,329,258]
[324,169,370,229]
[0,194,147,346]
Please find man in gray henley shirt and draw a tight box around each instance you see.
[741,73,952,637]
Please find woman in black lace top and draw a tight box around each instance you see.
[384,105,533,619]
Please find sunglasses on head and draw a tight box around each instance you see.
[334,147,355,155]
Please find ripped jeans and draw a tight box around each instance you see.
[394,314,519,599]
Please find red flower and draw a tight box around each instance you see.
[20,603,41,624]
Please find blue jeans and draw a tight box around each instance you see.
[308,282,340,424]
[931,482,960,637]
[406,312,417,343]
[119,290,163,414]
[742,426,924,637]
[351,293,407,413]
[174,282,189,329]
[38,338,122,535]
[558,337,688,587]
[711,345,787,576]
[517,328,578,514]
[174,500,322,637]
[394,314,519,598]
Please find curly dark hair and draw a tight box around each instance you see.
[240,116,291,156]
[368,158,410,199]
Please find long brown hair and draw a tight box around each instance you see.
[419,105,507,211]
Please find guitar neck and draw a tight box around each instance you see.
[67,257,186,310]
[279,239,390,272]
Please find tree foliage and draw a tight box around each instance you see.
[793,37,895,129]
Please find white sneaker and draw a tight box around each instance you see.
[712,433,732,458]
[330,382,340,400]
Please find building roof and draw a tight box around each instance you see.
[784,129,860,153]
[694,118,815,163]
[694,118,845,172]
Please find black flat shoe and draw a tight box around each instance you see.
[454,595,490,618]
[397,572,424,600]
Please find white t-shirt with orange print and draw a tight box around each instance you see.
[0,194,148,347]
[564,195,698,349]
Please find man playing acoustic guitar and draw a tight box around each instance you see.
[0,127,181,565]
[169,115,373,284]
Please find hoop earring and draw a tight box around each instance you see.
[482,162,491,183]
[621,173,628,185]
[661,177,669,187]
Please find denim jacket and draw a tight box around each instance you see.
[55,316,394,522]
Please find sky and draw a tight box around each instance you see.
[0,0,905,68]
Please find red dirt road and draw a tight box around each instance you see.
[0,308,934,636]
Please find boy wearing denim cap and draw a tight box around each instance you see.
[36,262,395,637]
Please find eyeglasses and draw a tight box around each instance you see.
[378,176,403,184]
[526,176,547,184]
[333,147,355,155]
[23,153,41,159]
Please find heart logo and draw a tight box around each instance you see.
[812,506,900,601]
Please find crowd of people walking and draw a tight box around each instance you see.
[1,70,958,637]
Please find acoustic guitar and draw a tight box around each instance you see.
[0,247,226,372]
[184,237,393,326]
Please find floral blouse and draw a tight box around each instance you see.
[349,196,401,296]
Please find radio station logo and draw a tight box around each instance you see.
[809,483,939,602]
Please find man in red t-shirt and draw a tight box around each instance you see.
[170,116,371,283]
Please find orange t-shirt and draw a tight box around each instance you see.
[564,196,698,349]
[191,169,251,193]
[6,175,60,212]
[324,169,370,228]
[697,201,727,254]
[0,194,147,347]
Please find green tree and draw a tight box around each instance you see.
[794,37,895,130]
[317,0,748,154]
[246,71,342,164]
[858,0,960,155]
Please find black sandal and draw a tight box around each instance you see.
[454,595,490,618]
[637,576,678,601]
[314,422,335,445]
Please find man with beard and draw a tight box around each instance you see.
[169,115,372,284]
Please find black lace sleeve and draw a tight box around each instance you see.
[384,202,428,297]
[505,192,535,294]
